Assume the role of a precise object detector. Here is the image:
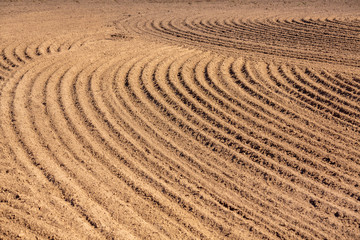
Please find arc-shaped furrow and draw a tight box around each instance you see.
[228,17,359,62]
[56,57,194,239]
[59,49,225,239]
[75,53,217,239]
[157,54,360,238]
[176,54,360,202]
[91,56,249,239]
[0,48,14,72]
[0,113,94,239]
[36,39,59,56]
[292,66,360,113]
[126,49,358,239]
[198,55,360,181]
[214,59,360,236]
[304,67,360,103]
[278,65,360,130]
[210,17,349,54]
[290,66,360,115]
[242,62,360,173]
[0,59,110,239]
[151,52,318,239]
[215,56,360,170]
[158,53,348,239]
[320,16,360,31]
[46,63,160,237]
[324,71,360,94]
[120,50,303,240]
[263,63,360,143]
[187,56,360,190]
[299,18,360,40]
[272,16,360,41]
[16,54,170,240]
[0,204,62,239]
[118,49,300,239]
[106,54,302,239]
[220,61,360,205]
[139,16,359,67]
[231,60,358,146]
[279,17,360,40]
[73,64,187,239]
[259,63,360,164]
[35,60,151,239]
[325,17,360,30]
[257,17,359,43]
[13,42,33,63]
[21,64,120,239]
[43,62,170,240]
[197,55,360,176]
[169,53,360,211]
[115,51,259,239]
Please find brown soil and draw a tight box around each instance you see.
[1,0,359,239]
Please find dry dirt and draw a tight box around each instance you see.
[0,0,360,239]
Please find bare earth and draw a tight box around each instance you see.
[1,0,360,239]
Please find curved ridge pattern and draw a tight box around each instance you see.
[1,7,360,240]
[121,15,360,66]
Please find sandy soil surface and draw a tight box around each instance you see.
[1,0,360,239]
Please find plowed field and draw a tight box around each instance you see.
[1,0,359,239]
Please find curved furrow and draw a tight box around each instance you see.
[152,16,358,66]
[101,54,284,238]
[184,56,360,190]
[204,17,351,55]
[166,53,360,210]
[119,49,302,239]
[35,60,150,239]
[277,17,360,41]
[243,62,360,172]
[0,48,17,72]
[150,52,316,239]
[75,51,218,239]
[277,65,360,130]
[2,5,360,239]
[124,48,360,238]
[299,18,360,39]
[325,17,360,30]
[5,49,179,240]
[114,50,260,239]
[0,204,62,239]
[262,63,360,143]
[292,66,360,113]
[55,55,194,239]
[193,55,360,181]
[154,53,346,239]
[290,65,360,114]
[228,60,359,151]
[304,67,360,104]
[56,47,235,239]
[0,58,110,239]
[106,55,313,239]
[213,60,360,206]
[109,48,292,238]
[255,63,360,163]
[123,14,360,66]
[1,45,20,70]
[91,55,250,239]
[175,54,360,203]
[23,63,122,239]
[44,63,170,239]
[324,71,360,94]
[192,55,360,184]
